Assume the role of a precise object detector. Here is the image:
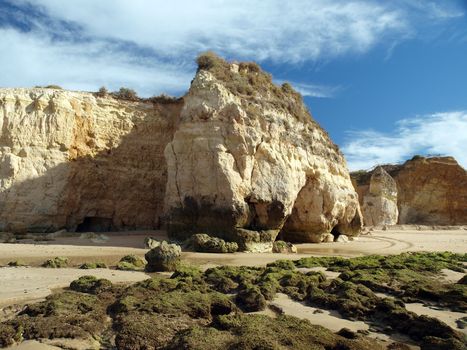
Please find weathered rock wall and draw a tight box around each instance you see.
[351,156,467,226]
[0,54,362,243]
[164,57,361,243]
[0,88,181,232]
[361,167,398,226]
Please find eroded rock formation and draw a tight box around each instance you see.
[351,156,467,226]
[361,167,398,226]
[164,55,361,243]
[0,88,181,232]
[0,53,362,243]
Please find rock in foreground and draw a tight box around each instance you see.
[145,241,181,272]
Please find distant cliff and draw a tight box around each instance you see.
[351,156,467,226]
[0,53,361,244]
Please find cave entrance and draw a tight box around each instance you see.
[76,217,113,232]
[330,226,341,241]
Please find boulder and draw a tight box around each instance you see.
[272,240,297,254]
[192,234,238,253]
[321,233,335,243]
[145,241,181,272]
[336,235,349,243]
[233,228,278,253]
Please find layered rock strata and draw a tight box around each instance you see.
[0,88,181,232]
[352,156,467,226]
[0,54,362,244]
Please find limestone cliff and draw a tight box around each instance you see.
[351,156,467,226]
[360,167,398,226]
[164,54,361,243]
[0,53,362,243]
[0,88,181,232]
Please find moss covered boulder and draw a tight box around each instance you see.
[193,233,238,253]
[145,241,181,272]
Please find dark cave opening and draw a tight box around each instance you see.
[330,226,341,241]
[76,216,113,232]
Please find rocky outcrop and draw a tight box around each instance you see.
[351,156,467,226]
[164,54,361,243]
[361,167,398,226]
[0,53,361,243]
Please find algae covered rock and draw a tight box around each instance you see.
[42,256,68,268]
[69,275,112,294]
[116,255,146,271]
[233,228,278,253]
[272,240,297,254]
[145,241,181,272]
[79,262,107,269]
[192,233,238,253]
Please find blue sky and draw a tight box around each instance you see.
[0,0,466,170]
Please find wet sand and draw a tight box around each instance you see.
[0,267,149,308]
[0,226,465,349]
[1,228,466,268]
[259,293,420,349]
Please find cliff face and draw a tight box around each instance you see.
[164,56,361,243]
[351,156,467,226]
[0,88,181,232]
[0,54,362,243]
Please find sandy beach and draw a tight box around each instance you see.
[1,228,466,269]
[0,227,466,349]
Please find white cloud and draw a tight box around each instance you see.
[0,28,192,96]
[274,80,341,98]
[342,111,467,171]
[292,82,342,98]
[16,0,408,63]
[0,0,463,95]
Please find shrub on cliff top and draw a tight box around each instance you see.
[95,86,108,97]
[196,51,226,71]
[112,87,139,101]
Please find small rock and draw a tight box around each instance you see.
[272,240,297,253]
[321,233,334,243]
[144,236,161,249]
[336,234,349,243]
[145,241,181,272]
